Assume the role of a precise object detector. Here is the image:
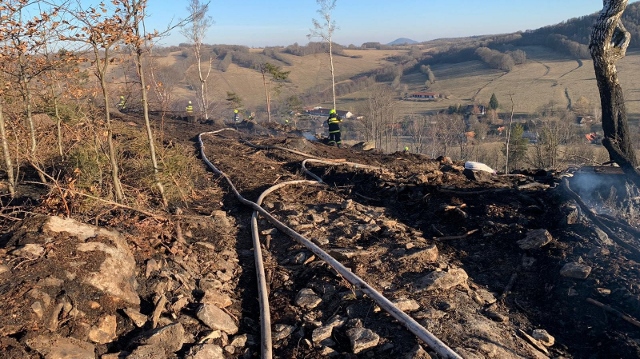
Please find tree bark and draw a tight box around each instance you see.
[590,0,640,185]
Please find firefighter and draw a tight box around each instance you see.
[117,96,126,111]
[327,109,342,148]
[233,109,239,122]
[186,101,194,123]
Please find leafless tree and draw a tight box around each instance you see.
[181,0,213,120]
[529,116,575,169]
[434,113,465,158]
[590,0,640,185]
[504,94,515,173]
[358,84,396,151]
[63,0,136,202]
[0,101,16,197]
[309,0,338,110]
[0,0,62,183]
[405,114,430,154]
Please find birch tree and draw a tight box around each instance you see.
[590,0,640,185]
[309,0,338,110]
[181,0,213,120]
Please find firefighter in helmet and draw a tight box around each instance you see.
[117,96,126,111]
[185,101,194,123]
[327,109,342,148]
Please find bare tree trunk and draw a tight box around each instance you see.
[0,102,16,197]
[98,55,125,203]
[329,40,336,110]
[504,95,515,173]
[135,48,167,207]
[590,0,640,185]
[51,88,64,158]
[262,70,271,123]
[21,73,46,183]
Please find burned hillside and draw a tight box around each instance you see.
[0,115,639,358]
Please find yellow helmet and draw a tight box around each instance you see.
[234,109,239,113]
[329,109,336,115]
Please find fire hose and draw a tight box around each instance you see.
[198,130,462,359]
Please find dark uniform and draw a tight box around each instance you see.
[327,109,342,147]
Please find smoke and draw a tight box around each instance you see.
[569,169,639,221]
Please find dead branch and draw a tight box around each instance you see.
[435,229,479,241]
[500,272,518,302]
[26,181,167,222]
[561,178,640,259]
[587,297,640,329]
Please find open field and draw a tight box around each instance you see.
[138,45,640,121]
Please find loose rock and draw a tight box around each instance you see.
[560,262,592,279]
[346,327,380,354]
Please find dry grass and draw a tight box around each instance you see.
[112,45,640,120]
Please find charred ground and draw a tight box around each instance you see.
[0,114,639,358]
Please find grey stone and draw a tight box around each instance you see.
[404,244,439,263]
[312,325,334,346]
[532,329,555,347]
[43,216,140,306]
[560,262,592,279]
[393,298,421,312]
[272,324,296,341]
[295,288,322,309]
[140,322,185,353]
[10,243,45,259]
[415,268,468,292]
[26,335,95,359]
[312,237,330,246]
[346,327,380,354]
[185,344,225,359]
[202,289,232,308]
[196,304,238,334]
[413,308,447,320]
[404,344,432,359]
[484,309,509,322]
[463,168,493,182]
[593,227,613,246]
[229,334,247,348]
[517,229,553,250]
[123,308,148,328]
[127,345,167,359]
[89,315,117,344]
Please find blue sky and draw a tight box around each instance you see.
[109,1,637,47]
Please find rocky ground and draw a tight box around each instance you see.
[0,115,639,359]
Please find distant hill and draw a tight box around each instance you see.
[387,38,418,45]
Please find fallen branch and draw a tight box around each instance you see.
[437,187,510,195]
[354,192,381,202]
[435,229,479,241]
[587,298,640,329]
[561,178,640,259]
[25,181,167,222]
[500,272,518,302]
